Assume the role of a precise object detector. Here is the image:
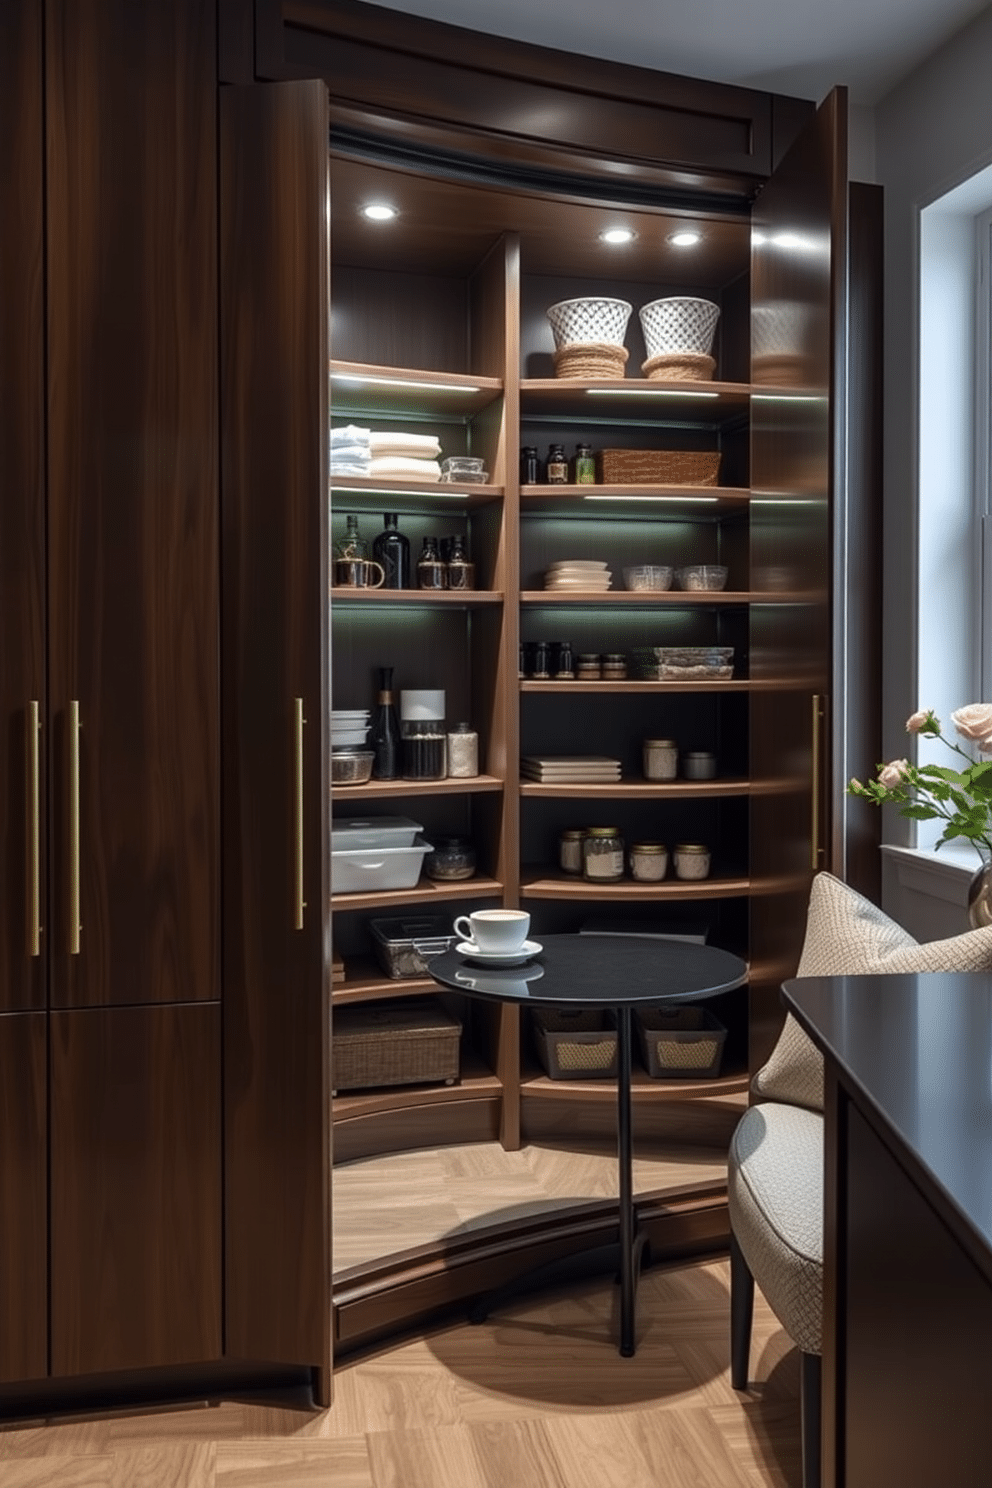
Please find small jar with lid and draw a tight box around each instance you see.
[643,738,678,781]
[582,826,625,882]
[531,640,551,679]
[545,443,568,484]
[446,722,479,778]
[601,652,627,680]
[629,842,668,882]
[559,828,586,875]
[445,534,475,591]
[673,842,711,880]
[576,652,602,680]
[424,836,477,882]
[682,751,717,780]
[573,443,596,484]
[552,640,575,679]
[520,446,540,485]
[417,535,446,590]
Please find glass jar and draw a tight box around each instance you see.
[559,828,586,875]
[445,534,475,590]
[582,826,625,882]
[673,842,711,880]
[424,836,477,882]
[629,842,668,881]
[576,652,601,680]
[552,640,575,679]
[643,738,678,781]
[601,652,627,680]
[520,446,540,485]
[546,443,568,484]
[531,640,550,679]
[400,689,446,779]
[574,442,595,484]
[417,535,446,590]
[446,722,479,777]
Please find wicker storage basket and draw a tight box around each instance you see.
[532,1008,618,1080]
[642,352,716,382]
[332,997,461,1094]
[553,342,629,380]
[595,448,721,486]
[635,1006,726,1079]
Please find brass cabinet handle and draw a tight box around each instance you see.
[26,702,41,957]
[69,700,81,954]
[811,693,824,871]
[295,697,306,930]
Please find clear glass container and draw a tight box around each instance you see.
[559,828,586,874]
[446,722,479,777]
[417,535,446,589]
[643,738,678,780]
[582,826,625,882]
[629,842,668,881]
[400,689,446,779]
[424,836,477,881]
[673,842,711,880]
[445,534,476,590]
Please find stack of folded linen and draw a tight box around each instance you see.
[330,424,371,476]
[368,430,442,481]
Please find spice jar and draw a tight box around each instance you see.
[574,443,596,484]
[424,836,477,882]
[643,738,678,781]
[583,826,625,882]
[552,641,575,679]
[531,640,551,679]
[546,443,568,484]
[601,652,627,680]
[417,536,446,590]
[446,722,479,778]
[576,652,601,680]
[520,446,540,485]
[559,828,586,875]
[673,842,711,880]
[629,842,668,881]
[682,751,717,780]
[445,533,475,590]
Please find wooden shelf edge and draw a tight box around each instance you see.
[331,587,503,603]
[520,873,752,900]
[333,1064,502,1119]
[519,1069,750,1100]
[332,776,503,800]
[331,875,504,911]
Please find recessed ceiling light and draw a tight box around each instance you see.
[668,230,702,248]
[362,203,398,222]
[599,227,636,245]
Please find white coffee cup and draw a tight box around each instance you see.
[454,908,530,953]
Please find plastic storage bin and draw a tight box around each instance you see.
[331,835,433,893]
[331,816,423,850]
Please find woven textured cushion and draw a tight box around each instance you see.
[729,1101,824,1354]
[752,870,992,1111]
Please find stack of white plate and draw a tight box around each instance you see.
[331,708,370,749]
[543,560,612,591]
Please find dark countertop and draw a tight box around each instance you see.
[783,971,992,1281]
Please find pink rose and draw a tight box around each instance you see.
[905,710,930,733]
[878,759,911,789]
[951,704,992,743]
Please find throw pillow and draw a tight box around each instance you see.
[752,870,992,1110]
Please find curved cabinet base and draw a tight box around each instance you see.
[332,1179,730,1357]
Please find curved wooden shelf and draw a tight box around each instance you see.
[520,376,750,425]
[332,1057,501,1116]
[330,358,503,417]
[519,484,750,517]
[331,874,503,913]
[519,776,754,799]
[332,775,503,801]
[520,678,813,692]
[521,870,752,900]
[520,1066,750,1101]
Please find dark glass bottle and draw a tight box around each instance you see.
[445,533,475,590]
[546,443,568,484]
[368,666,401,780]
[520,445,540,484]
[417,535,446,589]
[372,512,411,589]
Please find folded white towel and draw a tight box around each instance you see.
[330,459,371,476]
[330,423,371,447]
[368,455,442,480]
[329,444,370,462]
[369,430,441,457]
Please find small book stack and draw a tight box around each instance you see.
[521,755,622,783]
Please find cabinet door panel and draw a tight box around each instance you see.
[50,1004,221,1376]
[0,1012,47,1383]
[220,81,332,1381]
[0,0,46,1012]
[45,0,219,1008]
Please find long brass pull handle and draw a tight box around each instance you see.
[69,700,81,954]
[27,702,41,957]
[295,698,306,930]
[811,693,824,871]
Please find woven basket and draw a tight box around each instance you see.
[553,342,629,381]
[595,448,721,486]
[642,352,716,382]
[332,997,461,1093]
[532,1008,618,1080]
[635,1006,726,1080]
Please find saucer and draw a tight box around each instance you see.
[456,938,543,967]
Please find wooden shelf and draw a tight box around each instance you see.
[329,475,503,511]
[332,775,503,801]
[520,588,751,604]
[519,678,811,692]
[331,587,503,605]
[331,875,504,913]
[332,1054,502,1117]
[518,777,755,799]
[330,359,503,418]
[332,960,440,1006]
[520,871,752,900]
[520,377,751,425]
[520,1065,751,1101]
[519,484,750,517]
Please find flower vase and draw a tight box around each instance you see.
[967,850,992,928]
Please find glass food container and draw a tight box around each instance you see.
[424,836,477,882]
[673,842,711,880]
[643,738,678,780]
[629,842,668,881]
[583,826,625,882]
[559,828,586,874]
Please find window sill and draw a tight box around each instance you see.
[881,843,982,909]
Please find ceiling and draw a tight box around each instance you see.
[363,0,990,107]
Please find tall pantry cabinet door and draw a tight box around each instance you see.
[220,81,332,1395]
[748,87,849,1067]
[0,0,47,1385]
[44,0,220,1011]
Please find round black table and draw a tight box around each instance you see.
[430,932,747,1356]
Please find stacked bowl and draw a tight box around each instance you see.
[543,560,612,592]
[332,709,370,749]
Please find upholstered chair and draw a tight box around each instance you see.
[728,871,992,1488]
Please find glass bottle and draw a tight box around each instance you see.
[545,443,568,484]
[446,721,479,777]
[334,513,367,561]
[574,442,596,484]
[372,512,411,589]
[582,826,625,882]
[445,534,475,590]
[520,446,540,485]
[417,535,446,590]
[368,666,401,780]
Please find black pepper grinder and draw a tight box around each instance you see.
[545,443,568,484]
